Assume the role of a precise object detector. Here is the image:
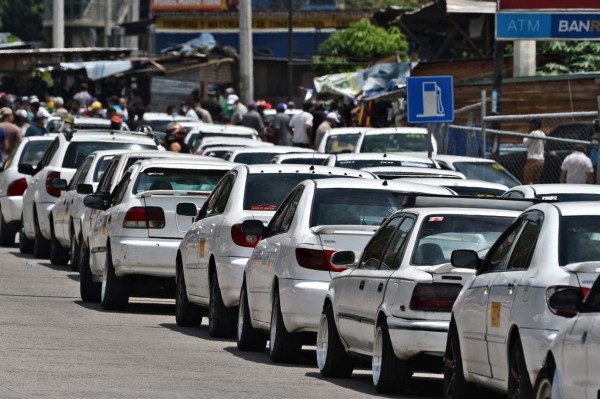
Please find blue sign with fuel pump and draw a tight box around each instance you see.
[407,76,454,123]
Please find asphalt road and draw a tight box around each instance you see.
[0,245,447,399]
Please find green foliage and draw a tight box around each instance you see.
[0,0,45,42]
[538,41,600,75]
[313,19,408,75]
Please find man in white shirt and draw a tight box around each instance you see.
[560,146,594,184]
[288,101,314,148]
[523,118,545,184]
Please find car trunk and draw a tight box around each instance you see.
[565,262,600,290]
[141,191,210,239]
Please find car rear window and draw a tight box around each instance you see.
[335,159,435,170]
[447,186,506,197]
[325,133,361,153]
[234,152,279,165]
[243,173,343,211]
[280,157,326,165]
[535,193,600,202]
[310,188,406,227]
[20,140,52,166]
[133,168,227,194]
[93,155,118,182]
[361,133,429,153]
[62,142,156,169]
[453,162,520,188]
[559,216,600,266]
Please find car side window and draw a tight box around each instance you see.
[214,176,235,215]
[278,187,304,234]
[36,138,59,170]
[204,177,228,217]
[506,211,543,271]
[265,188,299,237]
[380,216,415,270]
[359,216,403,270]
[68,157,93,191]
[111,173,131,206]
[481,218,527,273]
[504,191,524,199]
[97,160,118,193]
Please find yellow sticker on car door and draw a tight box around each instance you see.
[199,239,205,258]
[491,302,501,328]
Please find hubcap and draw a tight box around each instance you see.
[536,378,552,399]
[238,289,245,341]
[372,327,383,385]
[316,314,328,370]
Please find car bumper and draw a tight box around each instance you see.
[520,328,558,385]
[0,196,23,225]
[111,237,179,277]
[279,279,329,333]
[387,317,449,360]
[215,256,248,308]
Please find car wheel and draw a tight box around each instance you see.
[0,211,16,246]
[508,337,533,399]
[79,241,100,303]
[372,320,411,394]
[269,291,302,363]
[316,304,354,378]
[533,360,555,399]
[208,272,237,338]
[33,214,50,258]
[101,246,131,311]
[443,321,477,399]
[237,283,267,351]
[175,263,204,327]
[49,224,70,265]
[69,228,80,271]
[19,228,34,254]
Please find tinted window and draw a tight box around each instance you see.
[335,159,435,170]
[279,188,304,234]
[535,193,600,202]
[325,133,361,153]
[559,216,600,266]
[361,133,428,153]
[380,217,415,270]
[507,219,542,270]
[19,140,52,167]
[447,186,506,197]
[97,159,118,192]
[93,155,117,182]
[62,142,156,169]
[310,188,406,227]
[359,216,403,270]
[453,162,520,187]
[281,157,326,165]
[233,152,279,165]
[133,168,227,194]
[68,157,93,190]
[412,214,515,267]
[483,218,526,273]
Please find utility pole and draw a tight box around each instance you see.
[53,0,65,48]
[105,0,113,47]
[287,0,293,100]
[239,0,254,103]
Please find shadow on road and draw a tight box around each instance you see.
[74,300,175,316]
[160,322,234,342]
[223,345,319,368]
[10,250,36,259]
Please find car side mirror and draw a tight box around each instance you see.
[51,178,68,191]
[241,219,265,237]
[176,202,197,217]
[548,287,583,318]
[18,163,35,176]
[451,250,481,271]
[77,183,94,195]
[84,192,110,210]
[330,251,356,268]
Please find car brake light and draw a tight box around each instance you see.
[123,206,165,229]
[46,171,61,198]
[231,223,260,247]
[546,286,587,318]
[7,178,27,196]
[409,283,462,312]
[295,248,344,272]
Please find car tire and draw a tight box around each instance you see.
[69,227,80,272]
[33,214,50,259]
[533,360,554,399]
[372,320,411,394]
[208,272,237,338]
[101,246,131,311]
[49,224,70,265]
[79,241,100,303]
[19,228,34,254]
[237,283,267,351]
[316,304,354,378]
[443,321,477,399]
[269,291,302,363]
[0,211,16,246]
[508,337,533,399]
[175,263,204,327]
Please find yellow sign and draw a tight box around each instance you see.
[199,239,205,258]
[491,302,501,328]
[156,16,364,30]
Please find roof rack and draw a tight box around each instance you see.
[402,194,538,212]
[60,126,157,143]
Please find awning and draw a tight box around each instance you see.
[446,0,496,14]
[60,60,133,80]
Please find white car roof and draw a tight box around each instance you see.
[183,123,257,135]
[198,137,272,147]
[240,163,376,178]
[85,149,134,159]
[362,127,428,135]
[22,136,55,142]
[400,178,509,191]
[68,130,157,145]
[433,155,497,164]
[330,152,436,164]
[135,158,235,170]
[271,153,330,161]
[312,178,454,194]
[403,207,521,218]
[142,112,193,122]
[326,127,368,136]
[530,201,600,217]
[361,166,464,178]
[509,184,600,195]
[227,146,315,155]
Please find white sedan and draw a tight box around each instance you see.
[238,180,455,364]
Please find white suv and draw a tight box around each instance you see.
[20,130,159,258]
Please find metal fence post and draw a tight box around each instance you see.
[481,90,487,158]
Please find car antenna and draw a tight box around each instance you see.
[310,149,316,171]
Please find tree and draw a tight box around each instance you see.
[0,0,45,42]
[313,19,409,74]
[538,41,600,75]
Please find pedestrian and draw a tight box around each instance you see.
[311,103,326,144]
[25,110,49,137]
[0,125,7,164]
[241,101,265,136]
[273,103,291,146]
[523,118,546,184]
[73,83,92,109]
[110,115,123,130]
[14,109,29,136]
[560,146,594,184]
[53,97,69,117]
[229,94,247,125]
[288,101,314,148]
[194,103,212,123]
[201,87,223,123]
[88,101,104,118]
[0,107,22,153]
[166,105,178,118]
[165,122,188,153]
[183,101,200,121]
[315,112,339,150]
[127,107,148,131]
[128,88,144,114]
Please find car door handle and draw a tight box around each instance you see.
[507,283,516,289]
[359,281,365,290]
[377,282,384,292]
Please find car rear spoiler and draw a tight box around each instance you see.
[420,263,477,274]
[310,225,379,235]
[402,194,538,212]
[564,262,600,273]
[137,190,212,197]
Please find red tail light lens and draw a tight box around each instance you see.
[409,283,462,312]
[46,171,61,198]
[295,248,344,272]
[546,286,586,318]
[123,206,165,229]
[231,223,260,247]
[7,178,27,196]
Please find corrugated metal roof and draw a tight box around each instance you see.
[446,0,496,14]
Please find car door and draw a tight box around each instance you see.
[58,157,93,241]
[458,217,527,378]
[487,211,543,381]
[84,159,118,243]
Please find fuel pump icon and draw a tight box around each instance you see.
[417,82,445,118]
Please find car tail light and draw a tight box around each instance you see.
[546,286,587,318]
[409,283,462,312]
[295,248,344,272]
[46,171,61,198]
[7,178,27,196]
[123,206,165,229]
[231,223,260,247]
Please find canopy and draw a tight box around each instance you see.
[60,60,133,80]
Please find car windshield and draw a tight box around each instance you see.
[536,193,600,202]
[335,159,435,170]
[20,140,52,166]
[63,142,156,169]
[412,214,514,266]
[244,173,344,211]
[233,152,279,164]
[559,216,600,266]
[453,162,520,187]
[325,134,361,153]
[133,168,227,194]
[360,133,429,153]
[93,155,117,182]
[310,188,406,227]
[447,186,506,197]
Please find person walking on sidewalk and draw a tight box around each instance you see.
[523,118,546,184]
[560,146,595,184]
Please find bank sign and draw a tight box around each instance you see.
[497,13,600,40]
[499,0,600,10]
